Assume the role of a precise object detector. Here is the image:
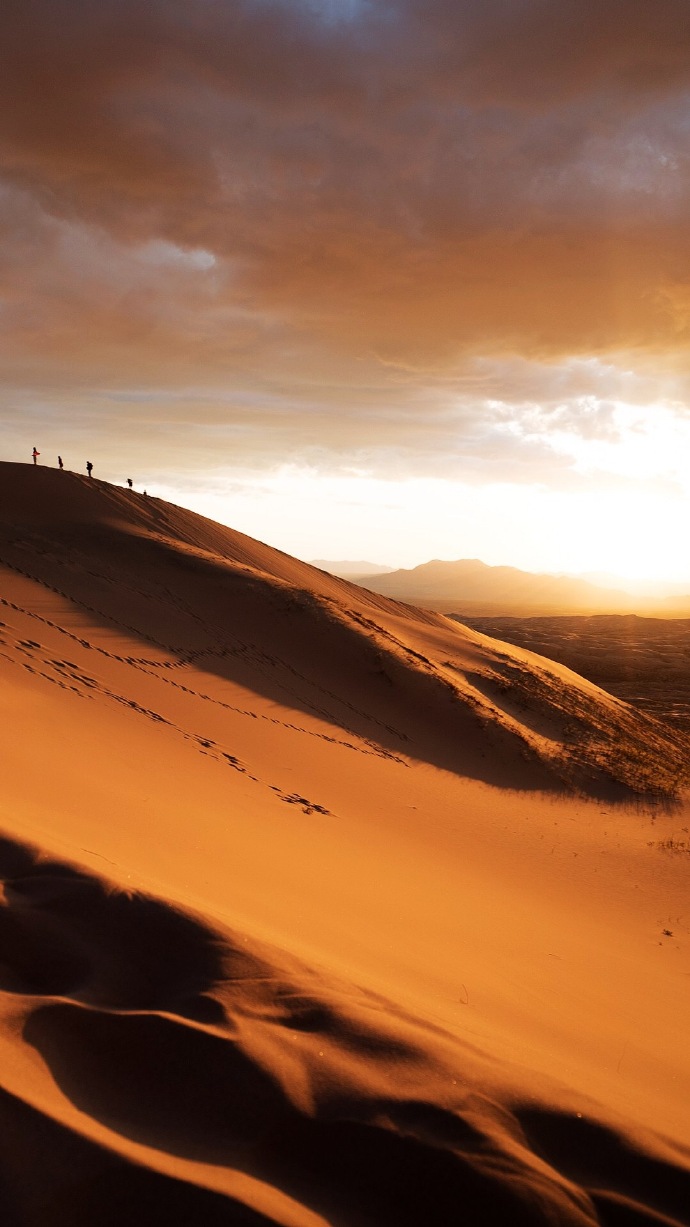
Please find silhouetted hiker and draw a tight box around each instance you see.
[32,447,40,465]
[86,461,93,478]
[58,455,64,470]
[127,477,133,489]
[143,490,148,497]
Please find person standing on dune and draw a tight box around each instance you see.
[32,447,40,465]
[86,461,93,478]
[127,477,133,489]
[58,456,64,470]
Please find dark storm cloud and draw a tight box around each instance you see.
[1,0,689,480]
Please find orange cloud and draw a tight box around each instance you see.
[1,0,689,481]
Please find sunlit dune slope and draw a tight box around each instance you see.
[0,462,686,799]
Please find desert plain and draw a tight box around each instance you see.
[1,460,689,1225]
[461,616,690,736]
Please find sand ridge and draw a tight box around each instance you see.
[1,834,688,1227]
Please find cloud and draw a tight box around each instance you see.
[403,0,690,110]
[1,0,689,487]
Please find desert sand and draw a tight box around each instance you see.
[1,460,689,1225]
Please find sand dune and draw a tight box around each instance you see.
[1,464,686,799]
[1,462,689,1224]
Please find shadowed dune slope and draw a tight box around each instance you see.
[0,836,688,1227]
[0,462,687,799]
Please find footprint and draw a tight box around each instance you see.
[278,792,331,817]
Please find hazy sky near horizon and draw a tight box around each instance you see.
[2,0,690,579]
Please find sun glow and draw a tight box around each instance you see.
[157,460,690,590]
[547,402,690,489]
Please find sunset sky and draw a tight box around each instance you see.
[2,0,689,581]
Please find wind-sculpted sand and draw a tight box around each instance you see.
[1,462,689,1224]
[1,835,688,1227]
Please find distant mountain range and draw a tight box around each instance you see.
[353,558,690,615]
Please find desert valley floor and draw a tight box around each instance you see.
[0,461,689,1225]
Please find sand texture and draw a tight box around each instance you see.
[1,462,689,1225]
